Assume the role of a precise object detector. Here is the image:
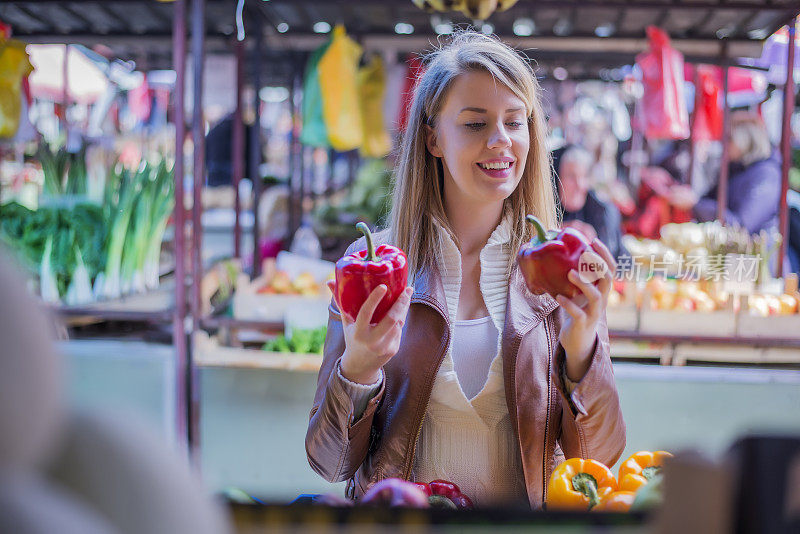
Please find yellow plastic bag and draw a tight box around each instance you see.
[317,25,363,152]
[0,38,33,138]
[357,55,391,159]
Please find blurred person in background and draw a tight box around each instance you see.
[670,111,782,235]
[553,145,626,259]
[0,253,231,534]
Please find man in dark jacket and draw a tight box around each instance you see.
[553,145,626,259]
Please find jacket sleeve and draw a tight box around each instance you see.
[305,240,385,483]
[554,311,626,468]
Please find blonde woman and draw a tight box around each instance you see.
[306,31,625,509]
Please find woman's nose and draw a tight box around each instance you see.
[488,124,512,149]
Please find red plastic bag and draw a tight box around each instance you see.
[692,65,723,141]
[636,26,689,140]
[397,54,425,132]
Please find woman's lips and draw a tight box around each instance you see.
[476,161,514,178]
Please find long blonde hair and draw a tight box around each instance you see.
[388,31,558,281]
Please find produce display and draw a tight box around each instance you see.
[0,146,174,304]
[545,451,670,513]
[622,221,777,283]
[262,327,327,355]
[256,270,330,297]
[334,222,408,324]
[517,215,602,299]
[414,480,474,510]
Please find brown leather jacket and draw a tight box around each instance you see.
[305,231,626,508]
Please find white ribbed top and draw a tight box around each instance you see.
[452,316,498,400]
[413,215,529,508]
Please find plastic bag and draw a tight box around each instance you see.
[0,38,33,139]
[300,41,331,147]
[397,54,425,132]
[636,26,689,140]
[358,55,391,158]
[692,65,723,141]
[317,25,363,151]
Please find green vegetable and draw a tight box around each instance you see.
[262,326,327,354]
[630,474,664,512]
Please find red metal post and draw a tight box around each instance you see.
[189,0,206,452]
[171,0,188,449]
[232,39,245,259]
[779,19,797,277]
[717,57,731,225]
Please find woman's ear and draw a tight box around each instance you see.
[424,124,443,158]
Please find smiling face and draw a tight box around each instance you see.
[424,70,530,211]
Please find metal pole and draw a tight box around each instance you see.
[62,44,69,138]
[717,49,731,225]
[171,0,189,451]
[779,18,796,278]
[232,39,245,259]
[250,15,263,277]
[288,67,300,243]
[189,0,205,452]
[687,65,702,188]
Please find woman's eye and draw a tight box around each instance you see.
[506,121,524,129]
[465,123,485,130]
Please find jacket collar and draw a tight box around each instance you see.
[411,220,558,331]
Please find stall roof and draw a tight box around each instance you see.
[2,0,799,74]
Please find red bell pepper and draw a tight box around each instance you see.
[335,222,408,324]
[424,479,474,510]
[517,215,601,299]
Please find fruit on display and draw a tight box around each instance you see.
[414,479,474,510]
[622,221,779,284]
[644,277,729,313]
[546,458,618,511]
[618,451,672,493]
[257,270,333,297]
[746,292,800,317]
[517,215,602,299]
[334,222,408,324]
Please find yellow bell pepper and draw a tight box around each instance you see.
[594,490,636,512]
[546,458,617,511]
[618,450,672,492]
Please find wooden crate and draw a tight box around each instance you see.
[194,332,323,372]
[736,313,800,340]
[639,309,737,337]
[606,305,638,332]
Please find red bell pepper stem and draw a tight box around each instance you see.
[356,222,378,262]
[526,214,547,243]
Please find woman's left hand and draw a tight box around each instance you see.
[555,239,617,383]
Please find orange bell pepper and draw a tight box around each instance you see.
[594,490,636,512]
[618,451,672,492]
[546,458,618,511]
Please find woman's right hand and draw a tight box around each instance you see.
[326,281,414,385]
